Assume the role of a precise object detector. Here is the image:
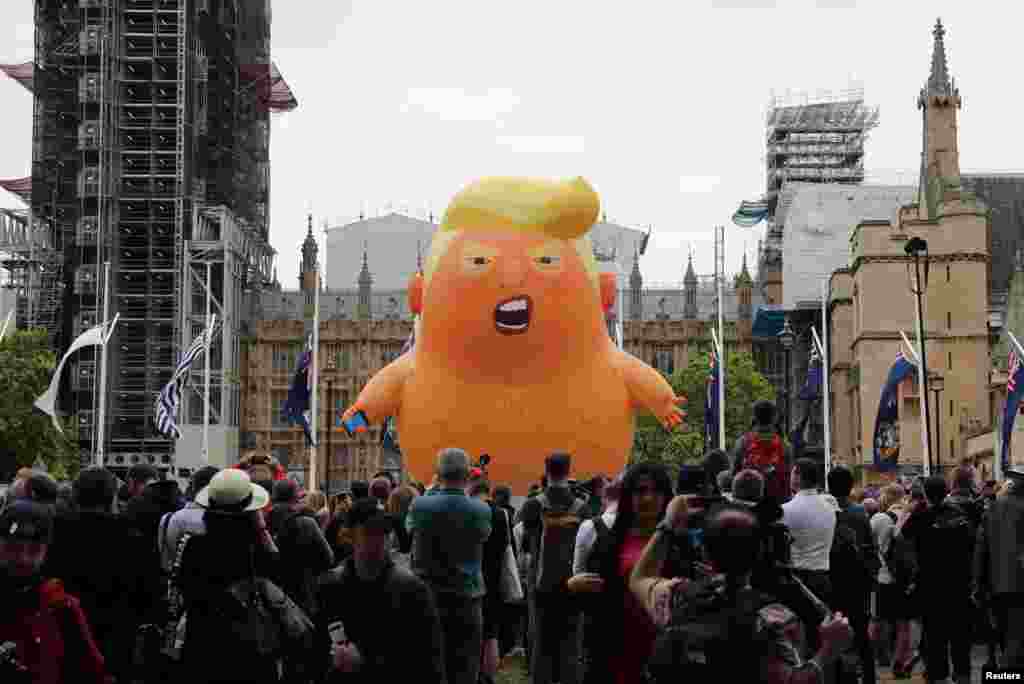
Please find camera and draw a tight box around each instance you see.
[0,642,29,683]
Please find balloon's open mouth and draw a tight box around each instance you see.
[494,296,531,334]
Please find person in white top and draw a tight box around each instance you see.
[782,458,836,651]
[572,476,622,575]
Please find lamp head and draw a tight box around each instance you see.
[778,316,796,351]
[905,237,928,257]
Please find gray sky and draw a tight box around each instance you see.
[1,1,1020,290]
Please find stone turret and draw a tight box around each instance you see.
[300,213,318,292]
[629,247,643,320]
[358,242,372,320]
[683,254,698,319]
[735,253,753,320]
[917,18,963,218]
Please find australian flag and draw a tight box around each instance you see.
[872,350,917,471]
[705,350,720,450]
[1000,349,1024,469]
[283,334,316,447]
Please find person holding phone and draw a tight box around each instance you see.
[567,463,680,684]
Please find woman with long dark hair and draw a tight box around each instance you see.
[569,462,681,684]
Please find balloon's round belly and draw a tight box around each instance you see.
[397,372,634,494]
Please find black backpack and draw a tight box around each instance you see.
[830,510,878,590]
[883,512,918,589]
[648,577,775,683]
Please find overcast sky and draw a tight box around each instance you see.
[1,1,1020,290]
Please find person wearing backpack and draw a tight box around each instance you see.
[901,476,975,684]
[731,401,792,503]
[518,452,587,684]
[177,469,314,684]
[869,485,918,678]
[267,480,334,618]
[630,498,854,683]
[827,466,879,684]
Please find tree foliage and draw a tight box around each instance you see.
[631,350,775,473]
[0,329,80,481]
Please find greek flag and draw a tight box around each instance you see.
[155,322,216,439]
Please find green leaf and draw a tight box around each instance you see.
[0,329,81,480]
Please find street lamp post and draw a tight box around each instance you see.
[778,316,796,438]
[906,237,933,474]
[326,357,336,495]
[930,372,945,474]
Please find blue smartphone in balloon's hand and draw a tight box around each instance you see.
[343,410,369,437]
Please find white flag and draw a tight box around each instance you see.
[34,323,108,433]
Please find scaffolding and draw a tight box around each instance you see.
[5,0,289,474]
[758,87,880,286]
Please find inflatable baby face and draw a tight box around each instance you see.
[411,177,617,379]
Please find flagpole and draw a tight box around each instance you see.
[95,261,112,467]
[903,321,931,476]
[310,270,320,493]
[202,264,212,465]
[0,309,13,343]
[820,277,831,475]
[717,226,726,452]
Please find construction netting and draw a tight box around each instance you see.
[0,177,31,204]
[239,62,298,113]
[0,62,33,93]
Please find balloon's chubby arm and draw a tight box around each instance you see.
[616,350,687,431]
[340,353,414,431]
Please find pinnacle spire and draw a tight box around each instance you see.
[926,18,951,97]
[684,252,697,284]
[416,240,423,274]
[1017,246,1024,273]
[630,245,642,285]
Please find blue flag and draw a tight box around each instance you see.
[1000,349,1024,470]
[798,347,823,401]
[283,335,316,447]
[705,350,720,450]
[872,350,917,471]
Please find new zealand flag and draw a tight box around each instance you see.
[872,350,917,471]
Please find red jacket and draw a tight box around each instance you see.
[0,579,110,684]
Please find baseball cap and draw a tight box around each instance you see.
[347,497,393,531]
[0,501,54,543]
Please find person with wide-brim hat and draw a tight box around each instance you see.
[194,469,270,513]
[177,469,296,683]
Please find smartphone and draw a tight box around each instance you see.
[343,410,369,437]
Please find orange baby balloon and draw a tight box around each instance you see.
[341,177,686,494]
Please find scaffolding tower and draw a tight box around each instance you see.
[5,0,292,475]
[758,87,880,283]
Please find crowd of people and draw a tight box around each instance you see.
[1,399,1022,684]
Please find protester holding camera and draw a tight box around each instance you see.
[629,495,853,683]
